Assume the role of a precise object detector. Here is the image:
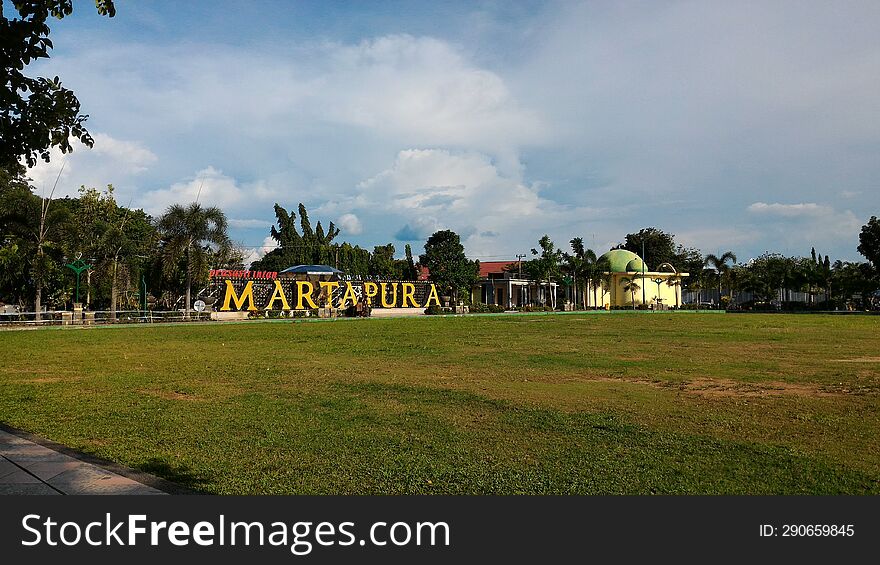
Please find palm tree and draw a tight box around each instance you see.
[620,276,641,310]
[566,237,596,308]
[665,275,682,309]
[704,251,737,306]
[587,255,611,309]
[157,203,230,319]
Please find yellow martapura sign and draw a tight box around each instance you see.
[217,279,440,311]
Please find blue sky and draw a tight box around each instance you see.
[20,0,880,264]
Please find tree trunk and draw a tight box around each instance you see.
[110,257,118,321]
[185,247,192,319]
[34,247,43,322]
[34,285,42,322]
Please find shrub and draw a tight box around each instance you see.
[424,305,443,315]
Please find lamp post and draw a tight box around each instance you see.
[134,254,151,319]
[641,240,646,307]
[652,277,664,310]
[64,253,92,305]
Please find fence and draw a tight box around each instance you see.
[682,288,822,307]
[0,309,214,327]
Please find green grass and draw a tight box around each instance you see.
[1,313,879,494]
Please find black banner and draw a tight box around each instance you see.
[1,496,876,563]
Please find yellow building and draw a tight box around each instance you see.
[589,249,688,309]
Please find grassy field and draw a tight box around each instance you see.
[1,312,879,494]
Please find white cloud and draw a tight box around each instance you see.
[89,133,157,173]
[336,213,363,235]
[347,148,602,256]
[747,202,830,217]
[23,133,156,199]
[139,166,279,216]
[239,235,278,268]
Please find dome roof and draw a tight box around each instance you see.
[599,249,647,273]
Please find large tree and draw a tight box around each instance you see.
[858,216,880,267]
[251,203,362,273]
[156,203,229,319]
[419,230,479,302]
[0,166,70,318]
[623,228,677,269]
[1,0,116,172]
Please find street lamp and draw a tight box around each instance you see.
[64,253,92,305]
[134,254,150,318]
[652,277,665,310]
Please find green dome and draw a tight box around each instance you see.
[599,249,646,273]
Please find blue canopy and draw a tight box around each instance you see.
[279,264,344,275]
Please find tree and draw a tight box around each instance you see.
[1,0,116,172]
[564,237,602,308]
[419,230,479,302]
[402,244,419,280]
[527,235,563,282]
[251,203,357,273]
[587,255,612,309]
[563,238,585,307]
[0,166,70,318]
[370,244,398,278]
[624,228,677,269]
[665,275,682,308]
[156,203,229,319]
[704,251,737,305]
[858,216,880,267]
[620,276,641,310]
[523,235,563,307]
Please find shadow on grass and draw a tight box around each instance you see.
[137,458,216,494]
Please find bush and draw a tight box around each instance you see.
[424,305,443,315]
[469,303,507,314]
[520,305,555,312]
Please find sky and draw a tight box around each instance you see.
[18,0,880,265]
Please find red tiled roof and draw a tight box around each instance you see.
[478,261,517,277]
[419,261,517,280]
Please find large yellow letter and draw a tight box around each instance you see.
[296,281,319,309]
[221,280,257,311]
[319,281,340,308]
[380,282,398,307]
[265,280,291,311]
[364,282,379,306]
[401,282,419,307]
[339,282,358,308]
[424,284,440,307]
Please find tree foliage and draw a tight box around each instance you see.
[623,227,677,269]
[419,230,479,299]
[858,216,880,267]
[525,234,563,282]
[1,0,116,172]
[252,202,372,275]
[156,202,229,317]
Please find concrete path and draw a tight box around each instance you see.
[0,429,166,495]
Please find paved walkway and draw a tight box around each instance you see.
[0,429,166,495]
